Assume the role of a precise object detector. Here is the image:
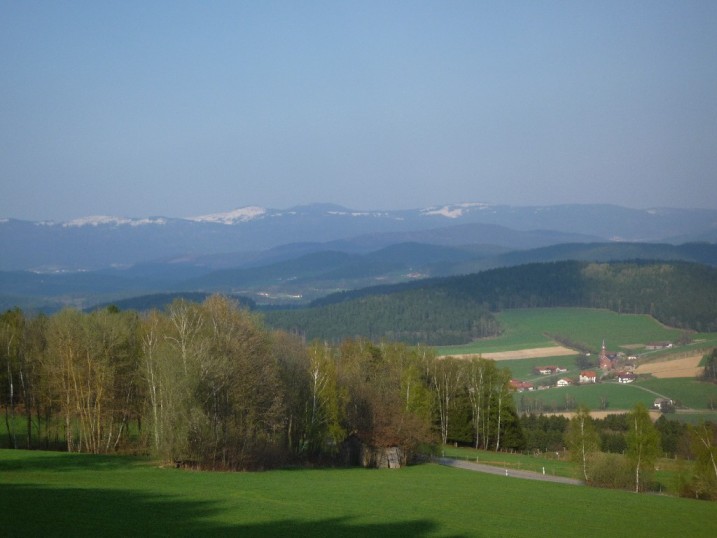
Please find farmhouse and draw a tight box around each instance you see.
[653,398,674,411]
[556,378,572,387]
[579,370,597,384]
[510,379,534,392]
[533,365,569,375]
[617,372,636,384]
[646,342,673,350]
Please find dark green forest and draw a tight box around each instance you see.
[265,261,717,344]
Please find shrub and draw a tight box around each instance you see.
[587,453,632,490]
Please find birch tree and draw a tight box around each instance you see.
[566,405,600,482]
[303,341,343,456]
[44,309,86,452]
[492,368,512,451]
[466,357,487,449]
[0,308,24,448]
[689,421,717,499]
[431,357,463,445]
[272,330,312,457]
[626,403,661,493]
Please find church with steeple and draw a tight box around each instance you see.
[599,339,617,370]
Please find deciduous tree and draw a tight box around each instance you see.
[566,405,600,482]
[626,403,661,493]
[689,421,717,499]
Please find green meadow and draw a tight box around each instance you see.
[438,307,688,356]
[512,382,659,411]
[638,378,717,410]
[2,449,716,538]
[512,379,717,416]
[496,355,580,381]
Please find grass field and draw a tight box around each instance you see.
[512,382,659,412]
[438,308,689,356]
[513,378,717,412]
[2,449,716,537]
[496,355,580,381]
[637,378,717,409]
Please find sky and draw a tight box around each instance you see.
[1,1,716,221]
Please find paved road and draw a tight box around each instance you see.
[435,457,584,486]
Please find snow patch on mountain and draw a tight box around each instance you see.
[188,206,267,225]
[327,210,384,217]
[421,202,491,219]
[62,216,168,228]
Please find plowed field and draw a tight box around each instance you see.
[635,354,704,378]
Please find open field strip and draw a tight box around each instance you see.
[3,449,716,537]
[437,307,688,357]
[635,353,704,378]
[539,409,663,421]
[444,345,577,361]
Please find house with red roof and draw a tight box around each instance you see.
[579,370,597,384]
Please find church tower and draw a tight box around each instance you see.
[599,339,612,370]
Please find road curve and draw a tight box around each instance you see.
[435,457,584,486]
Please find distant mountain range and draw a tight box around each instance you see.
[1,202,716,312]
[2,202,717,272]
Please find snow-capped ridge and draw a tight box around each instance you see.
[62,216,167,228]
[187,206,267,225]
[421,202,491,219]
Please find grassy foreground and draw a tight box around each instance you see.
[2,450,715,537]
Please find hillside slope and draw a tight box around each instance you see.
[265,261,717,344]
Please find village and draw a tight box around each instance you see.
[509,339,674,395]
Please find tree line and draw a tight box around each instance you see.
[0,297,522,469]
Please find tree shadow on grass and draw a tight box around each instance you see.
[0,450,150,473]
[3,483,470,538]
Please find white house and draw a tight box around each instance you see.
[556,378,572,387]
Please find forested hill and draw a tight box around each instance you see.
[263,261,717,345]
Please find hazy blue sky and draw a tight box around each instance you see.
[2,1,715,221]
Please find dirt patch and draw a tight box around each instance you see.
[446,346,578,361]
[542,410,663,421]
[635,353,704,379]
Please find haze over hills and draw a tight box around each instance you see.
[2,202,717,272]
[1,202,717,313]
